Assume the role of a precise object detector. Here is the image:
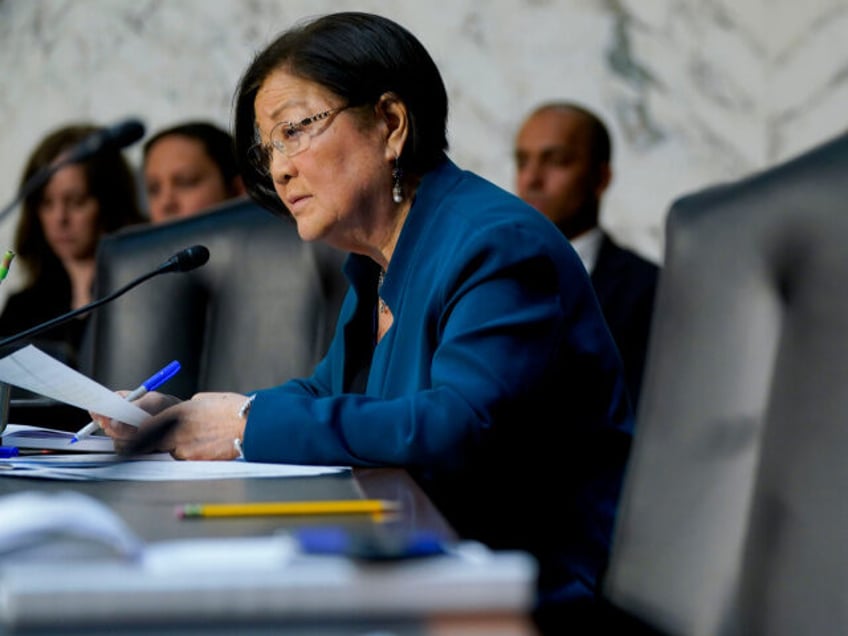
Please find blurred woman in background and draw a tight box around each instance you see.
[0,122,144,367]
[142,121,244,223]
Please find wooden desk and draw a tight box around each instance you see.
[0,467,537,635]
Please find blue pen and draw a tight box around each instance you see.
[0,446,53,458]
[69,360,181,444]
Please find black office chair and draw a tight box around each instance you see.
[602,131,848,635]
[80,197,348,400]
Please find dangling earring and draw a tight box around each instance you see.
[392,157,403,203]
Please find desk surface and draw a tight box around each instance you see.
[0,467,537,635]
[0,467,456,543]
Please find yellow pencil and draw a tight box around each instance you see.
[177,499,400,519]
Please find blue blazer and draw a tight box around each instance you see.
[244,158,633,613]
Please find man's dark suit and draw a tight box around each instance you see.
[590,234,659,409]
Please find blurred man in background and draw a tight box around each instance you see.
[514,102,659,409]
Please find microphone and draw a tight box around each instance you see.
[157,244,211,274]
[63,118,145,164]
[0,245,210,350]
[0,117,146,224]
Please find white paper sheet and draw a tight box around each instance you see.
[0,346,149,426]
[0,453,349,481]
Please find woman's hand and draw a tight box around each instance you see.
[90,391,181,452]
[101,392,249,461]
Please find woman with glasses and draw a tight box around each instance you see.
[98,11,633,631]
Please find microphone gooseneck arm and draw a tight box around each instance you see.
[0,118,146,225]
[0,268,162,350]
[0,162,60,226]
[0,244,209,350]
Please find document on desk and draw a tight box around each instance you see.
[0,454,348,481]
[0,345,149,426]
[2,424,115,452]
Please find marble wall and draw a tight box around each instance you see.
[0,0,846,305]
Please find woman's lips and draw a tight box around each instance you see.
[287,194,310,213]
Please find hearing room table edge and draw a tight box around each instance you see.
[0,467,538,635]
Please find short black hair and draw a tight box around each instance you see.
[531,101,612,165]
[143,121,240,188]
[233,11,449,218]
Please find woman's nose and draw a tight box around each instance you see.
[270,150,297,182]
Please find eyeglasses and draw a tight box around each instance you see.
[249,106,349,174]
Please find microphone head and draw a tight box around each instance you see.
[158,245,210,274]
[108,118,146,149]
[65,118,146,164]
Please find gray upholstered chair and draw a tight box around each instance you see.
[602,131,848,635]
[80,196,348,400]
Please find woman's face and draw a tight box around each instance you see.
[144,136,233,223]
[37,163,101,262]
[253,69,394,252]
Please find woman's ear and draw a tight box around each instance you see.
[376,93,409,161]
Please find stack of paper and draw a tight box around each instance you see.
[0,345,150,430]
[2,424,114,452]
[0,452,348,481]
